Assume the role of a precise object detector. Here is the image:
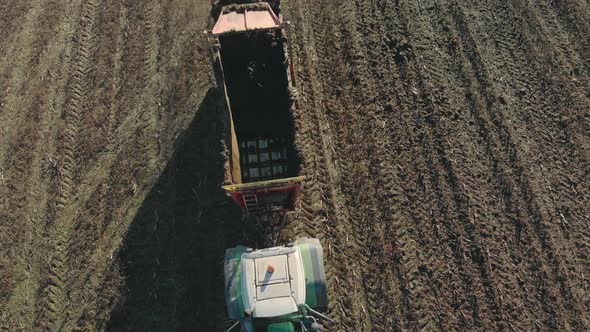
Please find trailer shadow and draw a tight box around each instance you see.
[106,88,261,331]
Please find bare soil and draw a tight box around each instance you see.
[0,0,588,331]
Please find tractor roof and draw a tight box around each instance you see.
[241,245,306,318]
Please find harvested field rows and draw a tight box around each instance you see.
[0,0,588,330]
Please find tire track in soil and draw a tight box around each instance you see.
[90,0,217,328]
[511,1,590,207]
[135,0,162,174]
[105,89,236,330]
[458,9,557,327]
[0,2,31,59]
[387,88,461,328]
[284,1,370,329]
[0,0,75,328]
[504,1,589,327]
[360,1,484,329]
[393,0,507,329]
[26,0,83,328]
[543,0,590,63]
[446,1,584,330]
[440,2,558,328]
[528,0,589,86]
[501,2,590,327]
[65,0,164,328]
[56,1,126,329]
[34,0,101,329]
[322,1,438,329]
[0,0,66,212]
[285,0,347,322]
[423,3,541,327]
[519,0,590,158]
[389,6,477,330]
[428,10,528,330]
[411,47,497,330]
[39,15,131,327]
[316,2,395,329]
[418,1,540,329]
[0,0,65,201]
[450,0,581,326]
[370,2,476,329]
[341,2,408,329]
[381,2,468,329]
[412,0,564,330]
[0,0,44,170]
[0,1,37,93]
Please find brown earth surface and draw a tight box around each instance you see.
[0,0,589,330]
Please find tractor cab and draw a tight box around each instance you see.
[241,246,306,318]
[224,238,334,332]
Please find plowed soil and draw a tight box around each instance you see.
[0,0,588,331]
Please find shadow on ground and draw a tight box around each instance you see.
[107,88,261,331]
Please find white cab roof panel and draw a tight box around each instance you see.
[253,297,298,318]
[256,255,288,285]
[240,245,306,318]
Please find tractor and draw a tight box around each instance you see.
[224,238,333,332]
[205,1,335,331]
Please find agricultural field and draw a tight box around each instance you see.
[0,0,588,330]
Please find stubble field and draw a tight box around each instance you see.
[0,0,588,330]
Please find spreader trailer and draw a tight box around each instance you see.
[206,2,336,331]
[207,1,303,217]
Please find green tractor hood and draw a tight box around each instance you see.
[267,321,295,332]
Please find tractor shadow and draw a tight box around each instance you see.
[106,88,261,331]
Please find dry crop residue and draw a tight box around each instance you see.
[0,0,588,330]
